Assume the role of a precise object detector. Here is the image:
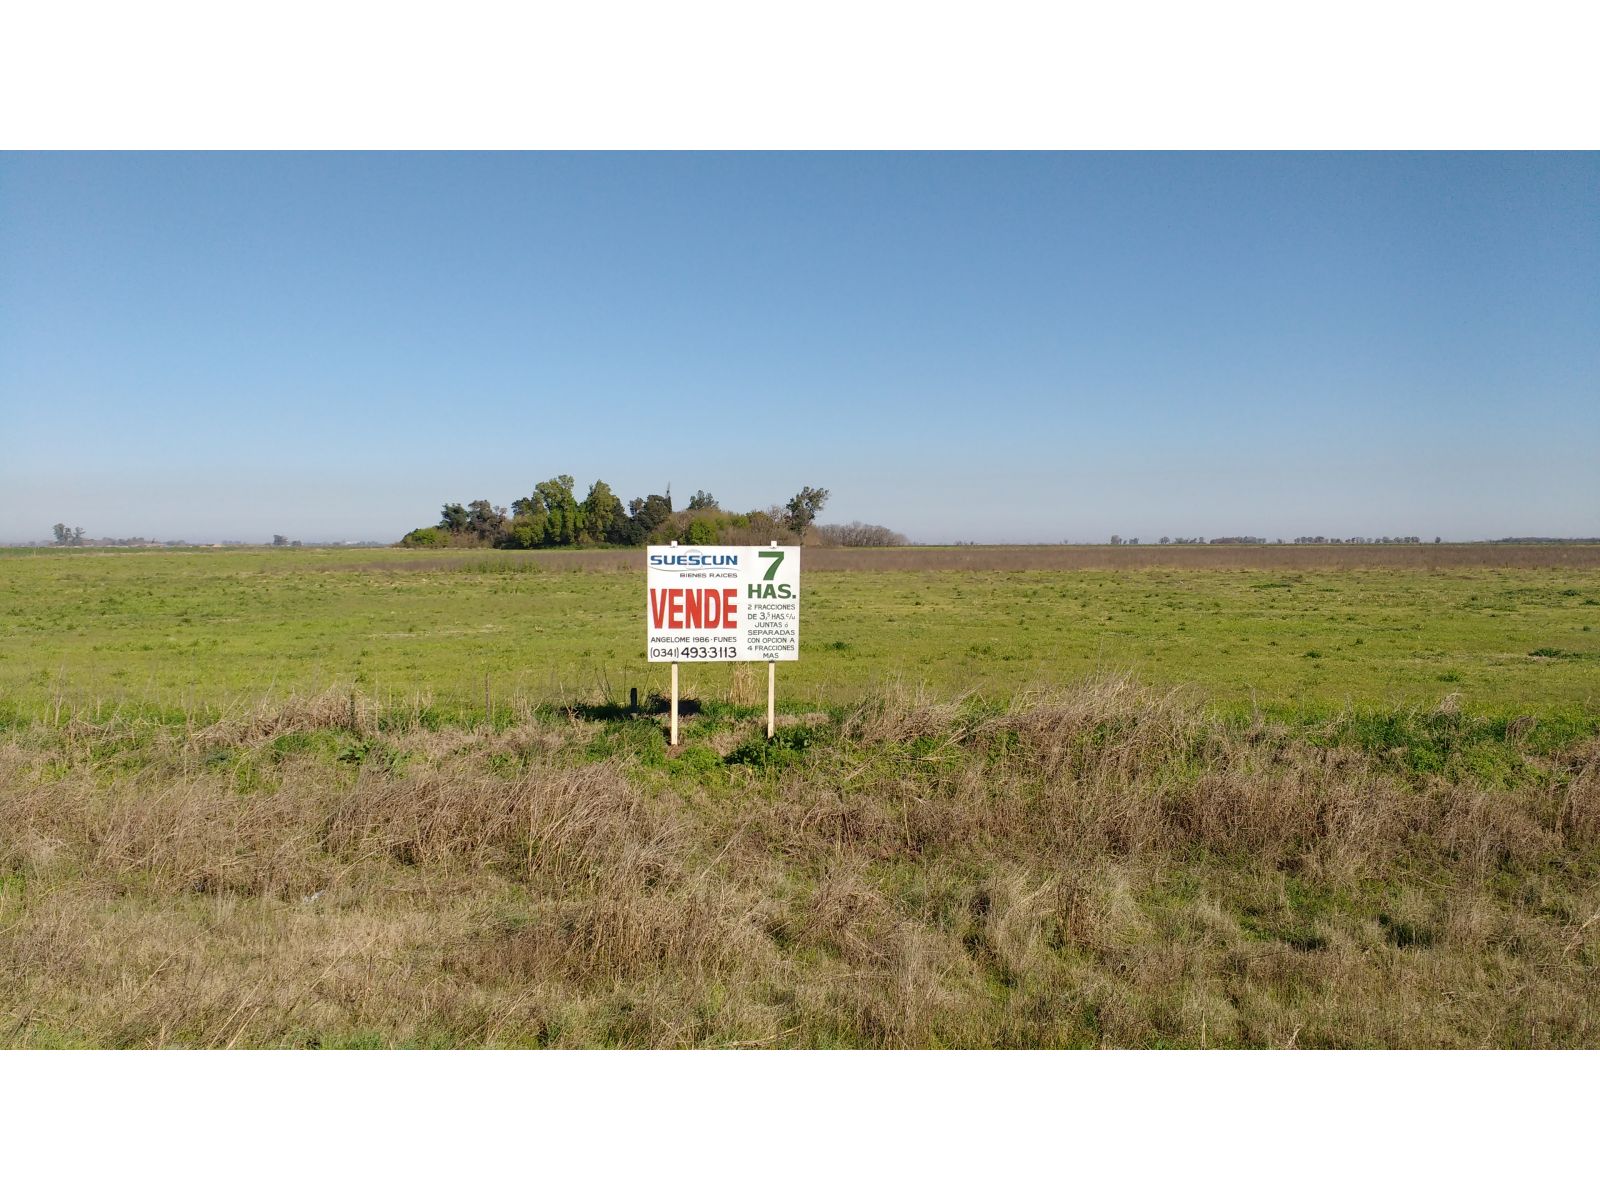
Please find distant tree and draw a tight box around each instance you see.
[535,475,576,509]
[465,499,507,542]
[535,475,581,545]
[687,489,718,511]
[581,479,624,544]
[783,486,830,537]
[684,517,717,545]
[503,493,545,547]
[401,526,445,547]
[743,507,789,544]
[438,503,470,533]
[272,534,289,547]
[608,514,649,546]
[815,522,909,547]
[1159,536,1171,545]
[1109,534,1123,546]
[630,494,673,537]
[500,520,535,548]
[52,523,70,545]
[1434,536,1442,544]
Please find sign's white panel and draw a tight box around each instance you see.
[645,545,800,662]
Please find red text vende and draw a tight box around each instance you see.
[649,587,739,630]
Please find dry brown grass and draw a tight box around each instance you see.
[331,543,1600,573]
[809,543,1600,571]
[2,681,1597,1047]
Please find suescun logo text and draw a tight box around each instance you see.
[650,554,739,567]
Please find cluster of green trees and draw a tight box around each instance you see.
[400,478,832,549]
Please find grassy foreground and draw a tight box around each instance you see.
[3,679,1597,1048]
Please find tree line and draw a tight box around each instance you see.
[1290,535,1428,545]
[400,479,844,549]
[1108,534,1434,546]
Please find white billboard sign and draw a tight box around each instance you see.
[646,544,800,663]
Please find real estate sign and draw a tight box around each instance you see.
[646,544,800,662]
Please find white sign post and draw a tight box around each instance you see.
[646,540,800,745]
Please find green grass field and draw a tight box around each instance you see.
[4,546,1598,1048]
[4,546,1598,721]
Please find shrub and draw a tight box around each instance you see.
[503,516,545,549]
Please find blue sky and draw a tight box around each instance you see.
[1,152,1595,544]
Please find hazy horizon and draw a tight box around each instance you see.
[7,531,1597,549]
[3,152,1596,545]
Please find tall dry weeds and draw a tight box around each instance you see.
[0,681,1596,1047]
